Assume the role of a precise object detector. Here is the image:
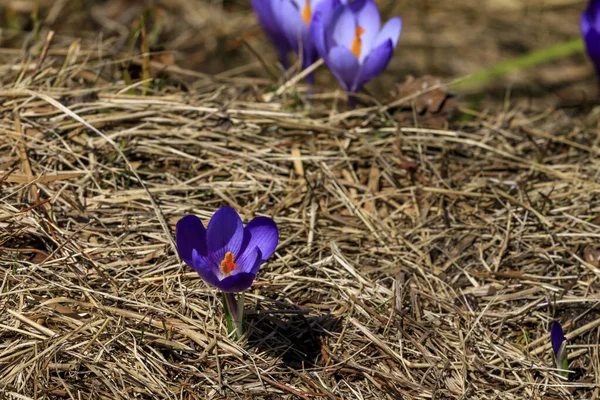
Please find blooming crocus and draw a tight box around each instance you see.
[176,207,278,293]
[311,0,402,95]
[582,0,600,75]
[251,0,293,68]
[550,322,568,377]
[273,0,342,81]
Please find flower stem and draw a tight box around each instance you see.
[347,93,357,109]
[223,292,244,339]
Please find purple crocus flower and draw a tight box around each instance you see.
[311,0,402,94]
[176,207,278,293]
[251,0,293,68]
[582,0,600,74]
[272,0,340,80]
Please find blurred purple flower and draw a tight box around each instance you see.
[272,0,347,80]
[176,207,278,293]
[251,0,293,68]
[311,0,401,94]
[582,0,600,73]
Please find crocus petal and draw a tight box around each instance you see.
[326,2,348,51]
[241,217,279,261]
[274,0,305,53]
[582,11,591,35]
[582,24,600,71]
[373,17,402,49]
[353,39,393,92]
[311,0,342,62]
[557,341,568,372]
[251,0,280,41]
[582,0,600,69]
[312,0,342,20]
[585,0,600,30]
[191,249,221,288]
[327,45,360,91]
[301,27,318,69]
[311,10,328,61]
[206,207,244,259]
[550,322,565,357]
[309,0,328,8]
[217,272,257,293]
[235,246,263,276]
[584,31,600,60]
[251,0,291,67]
[351,0,381,60]
[176,215,208,265]
[331,8,357,50]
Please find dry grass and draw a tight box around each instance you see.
[1,1,600,399]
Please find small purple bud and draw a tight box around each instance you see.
[550,322,565,358]
[550,321,569,376]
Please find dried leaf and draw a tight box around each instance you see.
[390,75,458,128]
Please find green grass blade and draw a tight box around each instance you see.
[453,38,586,91]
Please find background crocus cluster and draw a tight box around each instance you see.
[252,0,401,97]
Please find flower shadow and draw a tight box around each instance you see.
[246,309,340,369]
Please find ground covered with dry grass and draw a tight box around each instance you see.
[1,1,600,399]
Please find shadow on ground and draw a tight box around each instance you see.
[246,310,340,369]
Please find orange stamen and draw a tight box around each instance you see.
[350,26,366,59]
[302,0,312,25]
[220,252,238,275]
